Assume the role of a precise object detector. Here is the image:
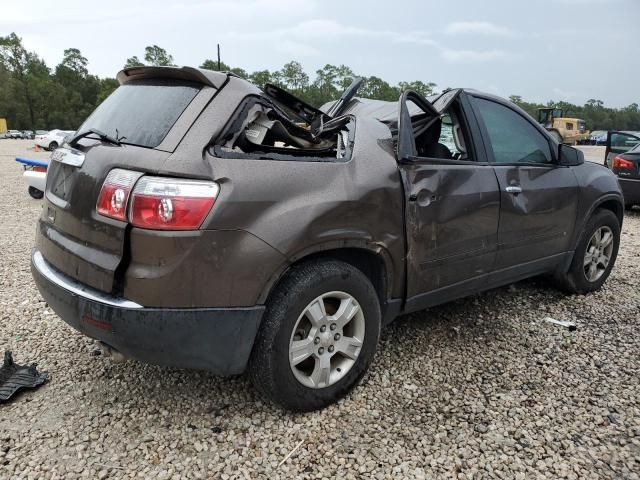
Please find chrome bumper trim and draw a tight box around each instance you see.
[32,250,143,309]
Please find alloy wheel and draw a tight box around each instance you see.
[288,291,365,389]
[583,226,614,282]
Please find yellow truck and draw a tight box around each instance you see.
[537,108,589,145]
[0,118,7,135]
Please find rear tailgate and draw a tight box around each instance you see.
[37,146,171,292]
[36,70,221,294]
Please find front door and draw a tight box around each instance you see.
[397,91,500,304]
[470,96,579,271]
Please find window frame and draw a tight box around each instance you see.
[210,95,355,163]
[400,91,491,166]
[468,93,559,167]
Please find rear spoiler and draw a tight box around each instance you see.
[117,66,228,89]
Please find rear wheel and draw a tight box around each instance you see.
[556,209,620,294]
[48,141,58,151]
[28,187,44,199]
[249,260,381,411]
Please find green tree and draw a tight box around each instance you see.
[279,61,309,91]
[200,59,230,71]
[59,48,88,76]
[144,45,174,66]
[249,70,272,87]
[360,76,399,101]
[398,80,437,98]
[124,56,144,68]
[0,32,51,129]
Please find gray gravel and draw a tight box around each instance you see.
[1,139,639,479]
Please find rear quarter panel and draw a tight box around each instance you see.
[200,116,406,300]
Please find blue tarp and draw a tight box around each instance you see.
[15,156,49,169]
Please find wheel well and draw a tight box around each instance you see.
[270,248,388,308]
[596,199,623,226]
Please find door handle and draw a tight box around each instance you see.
[505,185,522,194]
[409,191,437,205]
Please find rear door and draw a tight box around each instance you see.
[469,95,579,271]
[397,90,500,304]
[37,77,213,293]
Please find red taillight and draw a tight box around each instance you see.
[33,166,47,173]
[613,156,634,170]
[129,177,218,230]
[96,169,142,221]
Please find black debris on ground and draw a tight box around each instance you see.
[0,351,48,402]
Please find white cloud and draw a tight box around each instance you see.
[445,21,513,37]
[1,0,317,26]
[276,40,320,57]
[557,0,619,3]
[552,87,581,100]
[440,48,509,63]
[229,19,438,47]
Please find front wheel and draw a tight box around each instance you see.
[249,260,381,411]
[48,141,58,151]
[556,209,620,294]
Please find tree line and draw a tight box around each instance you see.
[1,33,638,132]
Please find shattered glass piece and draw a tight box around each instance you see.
[0,351,48,402]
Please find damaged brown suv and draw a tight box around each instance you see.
[32,66,624,411]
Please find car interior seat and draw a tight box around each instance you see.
[416,118,453,159]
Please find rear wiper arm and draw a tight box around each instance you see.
[68,128,121,147]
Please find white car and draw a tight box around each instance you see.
[35,129,75,151]
[6,130,23,139]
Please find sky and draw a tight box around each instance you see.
[2,0,639,106]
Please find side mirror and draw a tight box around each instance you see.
[558,144,584,166]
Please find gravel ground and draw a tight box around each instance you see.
[1,139,639,479]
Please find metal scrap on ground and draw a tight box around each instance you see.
[0,351,48,402]
[543,317,577,331]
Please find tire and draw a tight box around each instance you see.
[249,260,381,411]
[556,209,620,294]
[28,187,44,199]
[48,141,58,151]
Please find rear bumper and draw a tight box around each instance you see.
[31,250,264,375]
[619,177,640,205]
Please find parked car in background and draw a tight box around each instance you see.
[587,130,607,145]
[31,66,624,411]
[35,130,49,136]
[605,131,640,209]
[6,130,23,139]
[21,130,35,139]
[15,156,48,199]
[35,129,75,150]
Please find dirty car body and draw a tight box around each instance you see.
[31,66,624,410]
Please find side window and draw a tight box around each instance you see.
[475,98,552,164]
